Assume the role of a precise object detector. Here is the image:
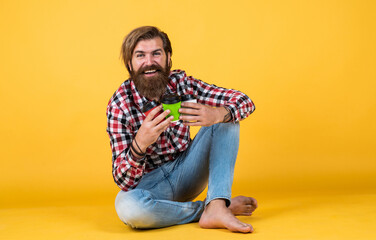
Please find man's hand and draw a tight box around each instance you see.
[134,106,174,153]
[178,102,228,127]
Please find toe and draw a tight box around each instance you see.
[251,198,258,208]
[240,224,254,233]
[246,205,256,213]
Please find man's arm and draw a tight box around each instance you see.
[107,104,146,191]
[174,71,255,126]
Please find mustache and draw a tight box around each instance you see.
[137,64,164,74]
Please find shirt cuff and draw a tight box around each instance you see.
[126,149,146,168]
[224,103,238,122]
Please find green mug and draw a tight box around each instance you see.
[161,94,181,122]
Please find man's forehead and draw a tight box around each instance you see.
[133,37,164,53]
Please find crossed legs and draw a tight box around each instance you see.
[115,123,257,232]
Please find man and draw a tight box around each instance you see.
[106,26,257,233]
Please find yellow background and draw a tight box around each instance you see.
[1,0,375,210]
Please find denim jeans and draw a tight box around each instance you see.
[115,122,240,229]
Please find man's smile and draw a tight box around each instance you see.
[143,69,158,76]
[140,65,164,77]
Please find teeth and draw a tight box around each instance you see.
[144,70,157,74]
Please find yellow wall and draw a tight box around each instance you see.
[1,0,375,207]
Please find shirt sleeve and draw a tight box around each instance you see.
[180,73,256,122]
[106,103,146,191]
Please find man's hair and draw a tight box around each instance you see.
[120,26,172,74]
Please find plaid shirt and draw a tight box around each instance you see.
[106,69,256,191]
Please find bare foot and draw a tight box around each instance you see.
[199,199,254,233]
[229,196,258,216]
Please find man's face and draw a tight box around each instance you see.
[129,37,171,100]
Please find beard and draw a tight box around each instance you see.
[131,63,170,101]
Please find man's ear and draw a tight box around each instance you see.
[167,53,171,67]
[127,61,132,72]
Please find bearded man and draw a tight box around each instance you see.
[106,26,257,233]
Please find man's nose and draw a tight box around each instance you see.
[145,54,154,65]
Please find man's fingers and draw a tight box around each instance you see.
[179,115,199,122]
[152,109,171,124]
[179,107,200,116]
[155,116,174,131]
[180,102,201,109]
[145,105,163,121]
[182,120,203,127]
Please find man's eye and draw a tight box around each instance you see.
[136,54,144,58]
[153,52,161,56]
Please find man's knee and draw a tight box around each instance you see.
[221,121,239,131]
[115,189,158,229]
[213,122,240,136]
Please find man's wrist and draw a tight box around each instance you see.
[222,106,233,123]
[130,149,145,160]
[134,135,148,153]
[130,140,146,159]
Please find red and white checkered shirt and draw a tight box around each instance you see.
[106,69,255,191]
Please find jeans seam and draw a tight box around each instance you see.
[160,166,176,200]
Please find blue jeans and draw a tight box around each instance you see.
[115,122,240,229]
